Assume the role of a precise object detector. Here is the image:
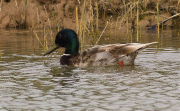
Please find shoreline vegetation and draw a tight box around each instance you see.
[1,0,180,30]
[1,0,180,53]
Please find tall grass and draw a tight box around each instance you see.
[0,0,2,12]
[96,0,99,32]
[36,7,40,29]
[0,50,1,60]
[177,0,180,11]
[26,0,180,56]
[122,0,129,35]
[136,0,139,42]
[24,0,27,28]
[157,1,160,36]
[95,16,112,45]
[78,0,87,52]
[76,6,79,34]
[44,5,51,30]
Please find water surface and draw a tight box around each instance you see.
[0,29,180,110]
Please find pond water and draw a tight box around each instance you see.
[0,28,180,110]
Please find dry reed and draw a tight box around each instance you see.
[27,0,180,57]
[136,0,139,42]
[95,16,112,45]
[0,51,1,60]
[157,1,160,35]
[96,0,99,32]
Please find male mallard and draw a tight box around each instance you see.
[44,29,158,67]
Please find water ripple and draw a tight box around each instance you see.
[0,29,180,110]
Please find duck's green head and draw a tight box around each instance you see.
[44,29,79,56]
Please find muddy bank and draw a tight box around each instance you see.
[1,0,180,31]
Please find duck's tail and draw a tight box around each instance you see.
[135,42,158,52]
[119,42,158,65]
[142,42,159,46]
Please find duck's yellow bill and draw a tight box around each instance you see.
[44,43,60,56]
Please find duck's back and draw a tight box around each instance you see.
[67,44,136,67]
[68,42,157,67]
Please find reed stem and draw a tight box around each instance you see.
[95,16,112,45]
[96,0,99,32]
[157,1,160,36]
[79,0,87,52]
[0,50,1,60]
[44,5,51,30]
[177,0,180,11]
[33,30,45,50]
[76,6,79,34]
[24,0,27,28]
[0,0,2,11]
[37,7,40,29]
[136,0,139,42]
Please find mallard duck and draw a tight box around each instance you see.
[44,29,158,67]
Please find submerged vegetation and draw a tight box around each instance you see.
[1,0,180,53]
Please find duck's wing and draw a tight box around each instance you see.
[71,42,158,67]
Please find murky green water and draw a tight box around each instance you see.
[0,29,180,110]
